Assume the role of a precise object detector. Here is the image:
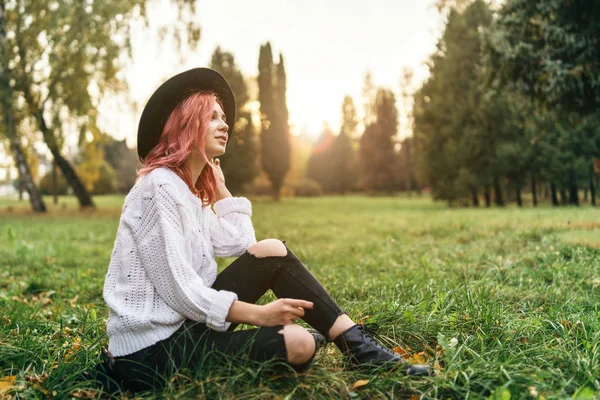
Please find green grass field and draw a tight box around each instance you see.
[1,195,600,399]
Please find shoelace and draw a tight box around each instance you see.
[357,325,393,352]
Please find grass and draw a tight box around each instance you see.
[1,194,600,399]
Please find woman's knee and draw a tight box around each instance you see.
[279,324,316,365]
[248,239,287,258]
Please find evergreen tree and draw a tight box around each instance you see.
[359,88,398,192]
[210,47,257,195]
[413,0,495,205]
[330,96,358,193]
[258,43,290,201]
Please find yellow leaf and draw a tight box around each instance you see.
[0,375,17,394]
[407,352,427,364]
[352,379,370,390]
[69,295,79,308]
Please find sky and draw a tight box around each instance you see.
[98,0,445,148]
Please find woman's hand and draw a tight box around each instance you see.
[258,298,314,327]
[211,158,226,186]
[211,158,232,201]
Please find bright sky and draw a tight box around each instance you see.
[100,0,444,147]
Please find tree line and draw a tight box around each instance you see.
[413,0,600,207]
[2,0,598,211]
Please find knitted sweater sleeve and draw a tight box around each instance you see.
[209,196,257,257]
[134,178,238,332]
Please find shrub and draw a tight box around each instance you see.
[291,178,322,197]
[39,169,69,196]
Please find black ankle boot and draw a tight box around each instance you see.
[308,328,329,350]
[333,324,433,376]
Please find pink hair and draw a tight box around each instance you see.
[137,92,220,206]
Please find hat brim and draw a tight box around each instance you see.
[137,68,236,161]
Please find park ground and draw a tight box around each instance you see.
[1,195,599,399]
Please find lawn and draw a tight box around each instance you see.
[1,195,599,399]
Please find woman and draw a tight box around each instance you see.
[98,68,431,392]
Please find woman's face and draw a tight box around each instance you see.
[203,101,229,159]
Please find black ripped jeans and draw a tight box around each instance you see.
[102,241,345,392]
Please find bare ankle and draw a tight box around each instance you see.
[328,314,355,341]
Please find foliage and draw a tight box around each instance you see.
[359,88,399,192]
[291,177,322,197]
[210,47,258,195]
[306,96,359,194]
[258,43,291,201]
[38,168,69,196]
[1,0,201,208]
[102,137,139,194]
[487,0,600,114]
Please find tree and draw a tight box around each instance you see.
[103,137,140,194]
[414,1,496,205]
[488,0,600,115]
[1,0,200,209]
[306,125,336,192]
[330,96,358,193]
[0,0,46,211]
[398,68,416,195]
[258,43,290,201]
[359,88,399,192]
[210,47,257,195]
[362,71,377,128]
[487,0,600,206]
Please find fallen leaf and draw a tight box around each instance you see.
[352,379,370,390]
[69,295,79,307]
[407,352,427,364]
[410,395,420,400]
[393,347,409,359]
[70,389,99,399]
[0,376,17,394]
[561,320,573,330]
[357,315,370,324]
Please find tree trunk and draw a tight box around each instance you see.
[52,161,58,204]
[584,187,588,202]
[1,88,46,211]
[471,188,479,207]
[0,3,44,211]
[550,183,559,206]
[484,186,491,207]
[272,182,281,202]
[568,185,579,206]
[590,164,596,206]
[531,174,537,206]
[36,111,95,208]
[515,181,522,207]
[493,176,504,207]
[559,188,568,205]
[9,137,47,211]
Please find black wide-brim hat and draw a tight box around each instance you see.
[137,67,235,161]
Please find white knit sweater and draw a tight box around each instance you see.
[103,167,257,357]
